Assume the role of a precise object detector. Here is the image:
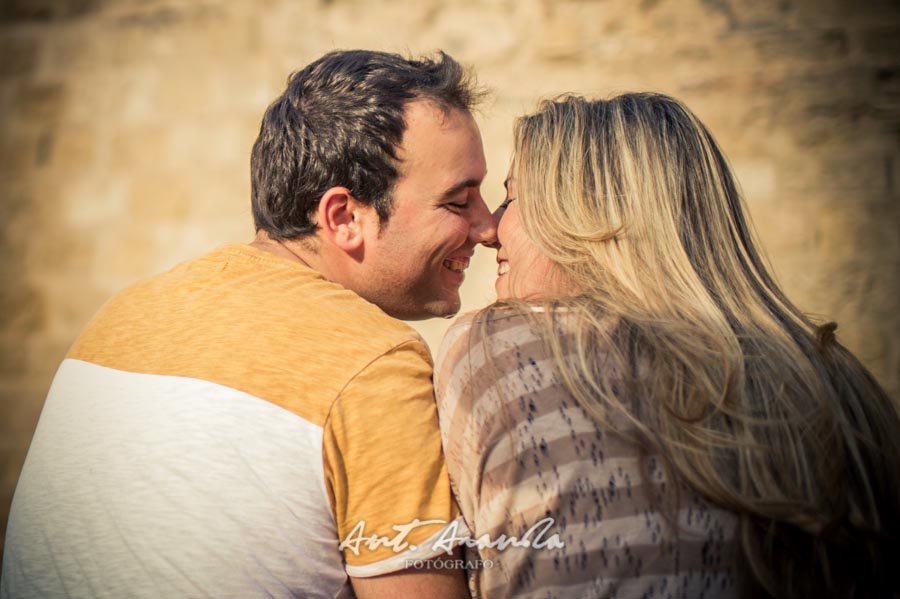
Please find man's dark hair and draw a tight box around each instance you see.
[250,49,482,239]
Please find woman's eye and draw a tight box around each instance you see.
[498,197,516,211]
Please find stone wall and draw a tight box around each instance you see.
[1,0,898,559]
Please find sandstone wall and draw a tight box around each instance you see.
[1,0,898,558]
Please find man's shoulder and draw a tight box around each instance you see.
[91,242,424,349]
[109,245,421,349]
[66,243,432,427]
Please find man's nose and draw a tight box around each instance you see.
[469,194,498,247]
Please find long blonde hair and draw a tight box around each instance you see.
[505,93,899,597]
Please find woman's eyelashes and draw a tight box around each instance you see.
[495,197,516,219]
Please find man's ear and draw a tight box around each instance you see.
[316,187,371,252]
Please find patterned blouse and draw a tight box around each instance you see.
[435,308,740,599]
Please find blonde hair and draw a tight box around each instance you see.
[503,93,900,597]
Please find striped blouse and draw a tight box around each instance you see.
[435,308,739,599]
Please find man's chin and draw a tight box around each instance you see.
[394,296,461,322]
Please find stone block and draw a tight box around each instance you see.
[255,0,330,56]
[45,123,97,171]
[874,67,900,104]
[107,124,168,170]
[428,2,529,64]
[0,338,28,376]
[763,67,872,110]
[177,7,259,61]
[13,81,66,119]
[536,18,584,62]
[699,0,792,31]
[89,226,166,293]
[165,120,245,170]
[0,392,42,438]
[41,27,95,72]
[38,276,108,336]
[184,166,250,225]
[152,64,216,119]
[778,148,889,192]
[814,200,900,279]
[791,0,898,27]
[751,198,817,256]
[61,175,126,229]
[0,181,44,250]
[0,35,39,77]
[0,0,104,22]
[823,153,890,192]
[750,28,850,62]
[891,152,899,197]
[678,75,737,95]
[0,285,46,337]
[54,71,119,122]
[23,222,96,279]
[790,97,881,147]
[209,60,279,114]
[86,21,178,70]
[125,172,193,223]
[0,131,39,175]
[733,159,777,202]
[859,26,900,61]
[112,5,183,30]
[20,334,74,380]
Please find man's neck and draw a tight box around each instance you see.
[249,230,366,306]
[249,231,317,270]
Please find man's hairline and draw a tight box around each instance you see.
[277,96,478,242]
[393,92,481,176]
[374,97,477,230]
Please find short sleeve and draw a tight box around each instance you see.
[322,340,467,577]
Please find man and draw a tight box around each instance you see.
[2,50,495,598]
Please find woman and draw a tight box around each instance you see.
[435,93,899,598]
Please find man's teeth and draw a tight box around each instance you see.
[443,258,469,273]
[498,262,510,276]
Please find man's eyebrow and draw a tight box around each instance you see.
[440,177,483,200]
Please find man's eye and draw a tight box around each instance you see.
[445,202,468,211]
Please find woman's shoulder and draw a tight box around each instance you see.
[440,304,550,364]
[448,301,574,342]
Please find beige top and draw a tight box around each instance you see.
[436,307,740,599]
